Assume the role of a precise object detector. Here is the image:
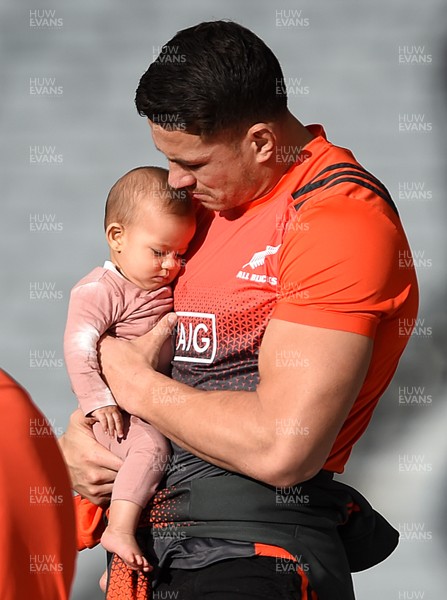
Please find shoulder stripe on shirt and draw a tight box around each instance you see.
[292,162,398,215]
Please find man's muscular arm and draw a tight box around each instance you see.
[97,313,372,486]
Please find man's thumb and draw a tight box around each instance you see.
[131,312,178,368]
[154,312,178,339]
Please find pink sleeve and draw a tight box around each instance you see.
[64,280,118,415]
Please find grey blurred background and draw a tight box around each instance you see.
[1,0,446,598]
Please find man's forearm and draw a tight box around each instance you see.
[119,368,277,482]
[100,318,372,487]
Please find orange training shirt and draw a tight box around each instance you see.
[170,124,418,478]
[0,370,76,600]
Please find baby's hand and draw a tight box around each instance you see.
[91,406,124,438]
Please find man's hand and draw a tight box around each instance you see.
[91,405,124,438]
[98,313,177,416]
[58,408,123,505]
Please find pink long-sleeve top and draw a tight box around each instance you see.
[64,261,173,416]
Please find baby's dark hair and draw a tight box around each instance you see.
[104,166,193,230]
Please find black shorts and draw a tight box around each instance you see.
[154,556,318,600]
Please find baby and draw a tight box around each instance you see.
[64,166,196,572]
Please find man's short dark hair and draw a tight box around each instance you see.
[135,20,288,138]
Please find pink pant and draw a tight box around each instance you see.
[93,413,171,508]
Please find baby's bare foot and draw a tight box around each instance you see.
[99,569,108,592]
[101,527,151,572]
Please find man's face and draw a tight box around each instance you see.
[150,122,261,212]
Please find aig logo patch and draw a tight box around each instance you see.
[174,312,217,364]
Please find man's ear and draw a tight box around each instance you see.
[106,222,125,253]
[246,123,276,164]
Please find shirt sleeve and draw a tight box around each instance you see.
[272,195,411,338]
[64,278,118,415]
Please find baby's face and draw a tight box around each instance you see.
[116,207,195,290]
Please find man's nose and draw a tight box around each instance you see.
[168,162,196,189]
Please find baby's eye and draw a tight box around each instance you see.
[151,248,164,257]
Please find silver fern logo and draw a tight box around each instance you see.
[242,245,281,269]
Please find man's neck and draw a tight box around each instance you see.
[254,113,315,198]
[275,112,315,167]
